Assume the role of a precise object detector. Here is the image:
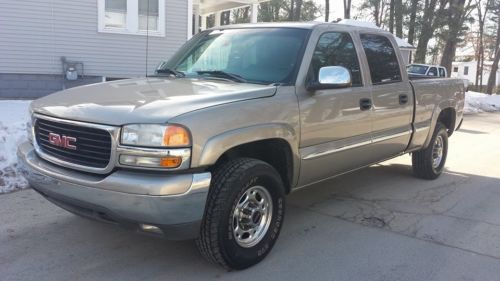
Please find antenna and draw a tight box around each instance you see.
[145,0,150,77]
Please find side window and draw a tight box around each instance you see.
[428,67,438,76]
[438,67,446,77]
[464,66,469,75]
[360,34,402,84]
[309,32,362,87]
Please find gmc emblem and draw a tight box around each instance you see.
[48,133,77,150]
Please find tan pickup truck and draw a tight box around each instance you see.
[18,22,465,270]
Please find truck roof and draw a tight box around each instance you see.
[207,21,389,34]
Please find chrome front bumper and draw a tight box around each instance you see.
[17,141,211,240]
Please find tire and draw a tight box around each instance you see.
[196,158,286,270]
[412,122,448,180]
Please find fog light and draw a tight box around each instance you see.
[140,224,163,234]
[119,155,182,168]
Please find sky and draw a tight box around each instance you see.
[312,0,363,22]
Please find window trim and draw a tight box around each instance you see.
[307,31,365,88]
[359,33,403,86]
[98,0,165,37]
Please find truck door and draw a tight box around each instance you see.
[297,29,375,186]
[359,33,413,159]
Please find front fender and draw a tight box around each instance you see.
[196,123,300,187]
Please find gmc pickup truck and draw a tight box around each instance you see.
[18,22,465,270]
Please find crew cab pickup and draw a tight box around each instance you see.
[18,22,465,270]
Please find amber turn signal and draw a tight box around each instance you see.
[160,156,183,168]
[162,126,190,147]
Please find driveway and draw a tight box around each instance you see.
[2,113,500,281]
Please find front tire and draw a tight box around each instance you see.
[196,158,286,270]
[412,122,448,179]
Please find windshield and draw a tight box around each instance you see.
[160,28,310,85]
[407,64,429,75]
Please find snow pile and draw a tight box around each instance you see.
[464,91,500,114]
[0,100,31,193]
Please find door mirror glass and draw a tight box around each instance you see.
[308,66,351,91]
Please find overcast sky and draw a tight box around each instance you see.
[312,0,363,22]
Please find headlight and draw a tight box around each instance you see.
[119,124,191,169]
[121,124,191,147]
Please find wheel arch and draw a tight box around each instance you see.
[423,102,457,148]
[197,124,300,193]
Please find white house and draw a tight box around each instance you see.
[0,1,414,99]
[0,0,266,99]
[451,61,500,86]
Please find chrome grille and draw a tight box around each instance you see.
[34,117,112,168]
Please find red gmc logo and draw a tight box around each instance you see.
[48,133,77,150]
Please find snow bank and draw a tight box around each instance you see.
[464,91,500,114]
[0,100,31,193]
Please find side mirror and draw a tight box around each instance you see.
[307,66,352,91]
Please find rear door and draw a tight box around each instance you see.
[359,33,413,159]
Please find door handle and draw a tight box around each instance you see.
[359,98,372,111]
[399,94,409,105]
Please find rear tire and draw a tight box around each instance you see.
[412,122,448,179]
[196,158,285,270]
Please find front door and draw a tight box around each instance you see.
[297,29,375,186]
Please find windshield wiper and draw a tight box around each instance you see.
[196,70,247,83]
[154,68,185,77]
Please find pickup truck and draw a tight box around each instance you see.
[18,22,465,270]
[407,63,448,78]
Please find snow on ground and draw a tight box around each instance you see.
[0,92,498,193]
[0,100,31,193]
[464,91,500,114]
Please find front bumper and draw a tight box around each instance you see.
[17,141,211,240]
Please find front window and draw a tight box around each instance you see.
[161,28,310,85]
[98,0,165,36]
[308,32,363,87]
[407,64,429,75]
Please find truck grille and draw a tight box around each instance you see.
[34,118,112,168]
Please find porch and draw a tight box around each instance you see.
[189,0,270,36]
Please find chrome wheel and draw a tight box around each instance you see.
[232,186,273,248]
[432,135,444,169]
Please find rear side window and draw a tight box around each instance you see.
[360,34,402,84]
[309,32,362,87]
[439,68,446,77]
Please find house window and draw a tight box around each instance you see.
[464,66,469,75]
[98,0,165,36]
[453,67,458,72]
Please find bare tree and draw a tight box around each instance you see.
[475,0,491,91]
[389,0,395,33]
[486,0,500,94]
[407,0,420,45]
[440,0,474,74]
[344,0,352,19]
[414,0,447,63]
[359,0,387,27]
[395,0,403,37]
[325,0,330,21]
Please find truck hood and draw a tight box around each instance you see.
[31,77,277,125]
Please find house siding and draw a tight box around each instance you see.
[0,0,188,78]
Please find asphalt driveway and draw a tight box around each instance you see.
[2,113,500,281]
